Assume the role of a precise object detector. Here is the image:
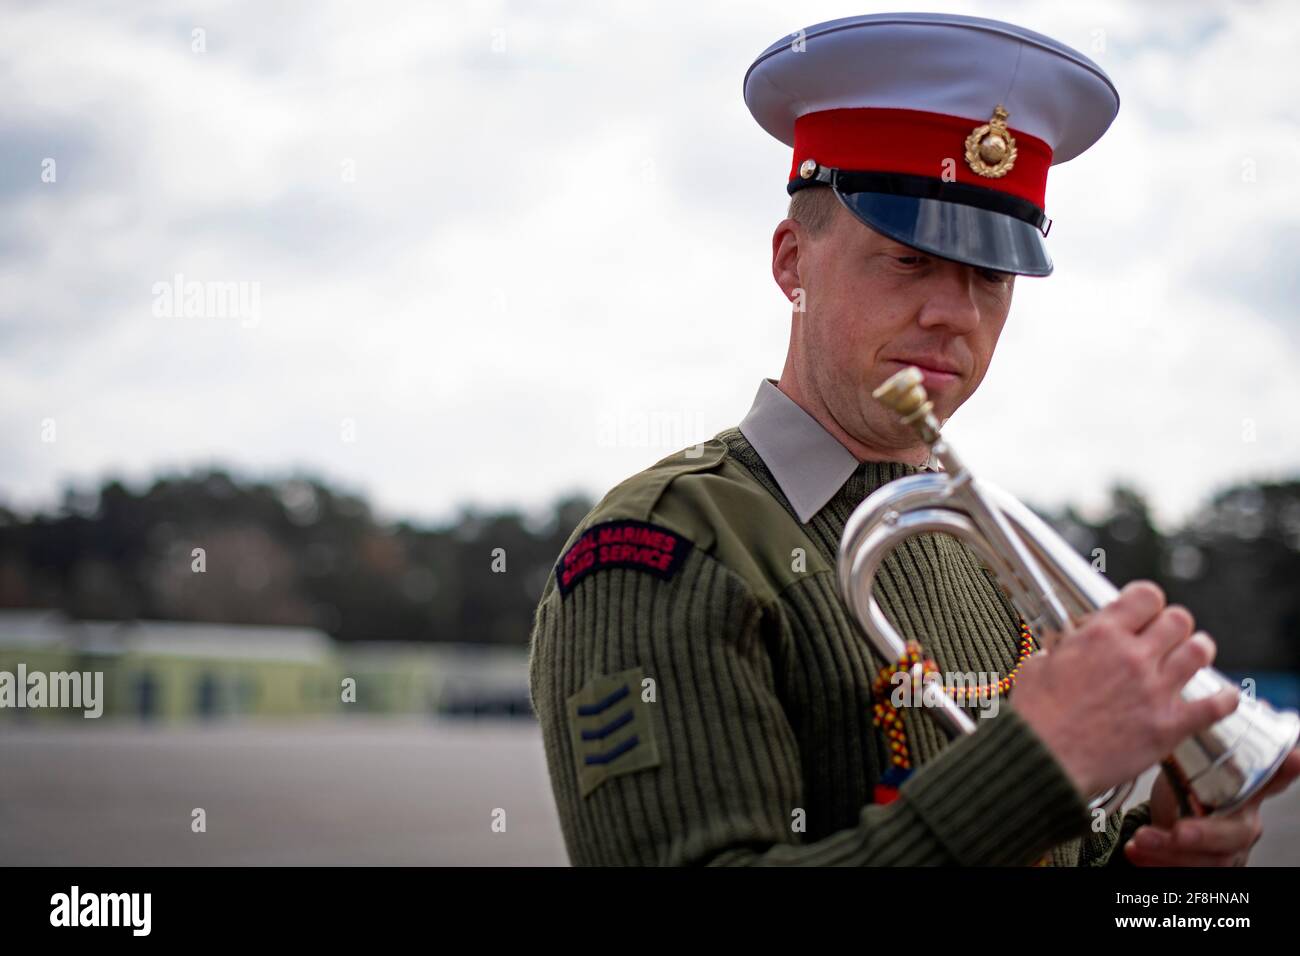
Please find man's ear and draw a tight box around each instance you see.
[771,218,805,304]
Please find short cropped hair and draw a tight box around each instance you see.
[786,186,841,236]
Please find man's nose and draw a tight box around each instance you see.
[915,264,982,334]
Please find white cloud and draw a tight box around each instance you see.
[2,0,1297,531]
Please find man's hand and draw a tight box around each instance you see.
[1013,580,1239,799]
[1124,747,1300,866]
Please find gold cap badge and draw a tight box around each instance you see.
[964,105,1018,178]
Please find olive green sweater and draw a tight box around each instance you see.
[528,427,1151,865]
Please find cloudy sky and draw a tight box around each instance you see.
[2,0,1297,531]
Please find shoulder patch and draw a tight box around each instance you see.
[556,519,692,597]
[567,667,661,798]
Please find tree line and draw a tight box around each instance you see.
[0,470,1296,671]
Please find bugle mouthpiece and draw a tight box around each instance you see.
[873,366,933,426]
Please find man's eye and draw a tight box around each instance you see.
[894,256,926,267]
[978,267,1011,284]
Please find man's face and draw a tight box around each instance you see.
[775,196,1016,453]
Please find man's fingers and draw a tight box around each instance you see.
[1174,687,1240,740]
[1140,605,1196,659]
[1126,824,1251,866]
[1101,581,1166,634]
[1167,814,1260,855]
[1250,747,1300,802]
[1126,841,1241,867]
[1159,631,1216,690]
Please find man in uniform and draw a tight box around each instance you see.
[527,12,1299,866]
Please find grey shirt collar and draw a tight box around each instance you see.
[738,378,937,524]
[737,379,862,524]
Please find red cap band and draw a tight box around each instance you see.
[790,107,1052,209]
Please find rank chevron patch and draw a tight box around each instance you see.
[566,666,661,798]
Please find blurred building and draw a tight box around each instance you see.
[346,641,533,717]
[0,610,530,722]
